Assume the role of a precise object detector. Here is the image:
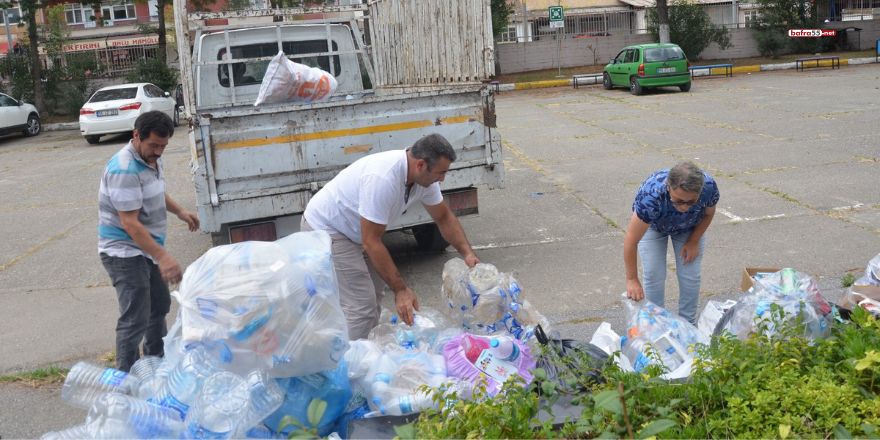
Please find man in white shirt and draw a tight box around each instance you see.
[302,133,481,339]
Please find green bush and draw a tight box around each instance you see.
[647,0,732,60]
[0,54,35,103]
[753,0,827,57]
[406,305,880,439]
[126,58,179,94]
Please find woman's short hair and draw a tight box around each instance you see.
[667,161,704,194]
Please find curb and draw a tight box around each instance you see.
[499,56,877,90]
[43,122,80,132]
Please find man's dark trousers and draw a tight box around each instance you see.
[100,254,171,372]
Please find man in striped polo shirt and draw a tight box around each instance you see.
[98,110,199,372]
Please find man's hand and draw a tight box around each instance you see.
[626,278,645,302]
[394,287,420,326]
[158,255,183,284]
[679,240,700,265]
[178,210,200,232]
[464,253,481,269]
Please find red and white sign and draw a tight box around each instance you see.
[108,33,175,47]
[788,29,836,37]
[39,39,107,53]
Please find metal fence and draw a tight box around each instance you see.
[48,44,166,77]
[496,3,878,43]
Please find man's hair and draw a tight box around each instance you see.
[135,110,174,140]
[667,161,704,194]
[410,134,456,169]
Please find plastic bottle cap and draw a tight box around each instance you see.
[380,405,387,414]
[391,316,398,324]
[490,339,499,347]
[373,397,382,405]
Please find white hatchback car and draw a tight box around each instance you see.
[0,92,41,138]
[79,83,179,144]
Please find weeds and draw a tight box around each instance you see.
[843,273,857,288]
[0,365,69,387]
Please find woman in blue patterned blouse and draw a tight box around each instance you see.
[623,161,720,324]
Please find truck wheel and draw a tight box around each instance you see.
[412,224,450,252]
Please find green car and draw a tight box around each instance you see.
[602,43,691,95]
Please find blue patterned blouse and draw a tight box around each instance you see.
[632,169,720,235]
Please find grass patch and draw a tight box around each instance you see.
[559,316,603,325]
[842,272,857,288]
[100,350,116,368]
[0,365,69,386]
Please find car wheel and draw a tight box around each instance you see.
[23,113,41,137]
[412,223,450,252]
[602,73,613,90]
[173,107,180,127]
[85,135,101,145]
[630,76,643,96]
[679,81,692,92]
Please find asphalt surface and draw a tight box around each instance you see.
[2,64,879,438]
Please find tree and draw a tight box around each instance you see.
[647,0,732,60]
[0,0,45,112]
[490,0,514,38]
[752,0,826,57]
[656,0,670,43]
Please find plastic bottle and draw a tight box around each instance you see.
[40,424,91,440]
[153,346,222,420]
[369,355,396,407]
[622,337,653,373]
[489,336,521,363]
[61,361,141,409]
[232,371,285,438]
[460,334,489,364]
[130,356,163,381]
[243,424,283,439]
[137,356,175,400]
[183,372,249,439]
[377,393,434,416]
[86,392,186,439]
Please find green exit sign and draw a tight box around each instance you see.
[549,6,563,21]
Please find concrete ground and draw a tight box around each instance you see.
[1,64,878,438]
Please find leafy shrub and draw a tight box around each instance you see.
[0,54,35,103]
[406,304,880,439]
[753,0,828,57]
[126,58,179,94]
[647,0,732,60]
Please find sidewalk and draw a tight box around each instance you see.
[496,56,878,92]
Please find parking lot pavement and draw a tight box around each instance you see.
[1,66,877,437]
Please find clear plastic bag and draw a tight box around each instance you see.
[254,52,338,106]
[717,268,833,341]
[174,231,349,377]
[364,351,448,415]
[264,360,352,438]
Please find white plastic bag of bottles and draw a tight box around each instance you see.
[718,268,833,341]
[254,51,338,106]
[173,231,349,378]
[440,258,548,344]
[342,340,384,413]
[368,306,460,353]
[620,293,709,378]
[364,350,448,416]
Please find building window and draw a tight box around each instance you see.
[744,10,758,27]
[65,3,96,24]
[102,2,137,22]
[498,24,518,43]
[5,7,20,25]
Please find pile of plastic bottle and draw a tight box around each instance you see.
[43,250,550,439]
[44,231,352,439]
[440,258,551,344]
[620,295,710,375]
[719,268,834,341]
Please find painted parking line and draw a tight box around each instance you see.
[716,208,788,223]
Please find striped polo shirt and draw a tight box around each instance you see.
[98,141,167,262]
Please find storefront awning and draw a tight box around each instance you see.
[0,41,21,55]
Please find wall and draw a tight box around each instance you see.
[497,33,653,74]
[498,19,880,73]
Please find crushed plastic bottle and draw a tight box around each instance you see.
[231,371,285,438]
[40,424,90,439]
[86,392,186,439]
[153,346,222,420]
[183,372,249,439]
[61,361,141,410]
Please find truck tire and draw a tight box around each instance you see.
[412,224,450,252]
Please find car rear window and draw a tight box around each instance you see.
[217,40,342,88]
[644,47,686,63]
[90,88,138,102]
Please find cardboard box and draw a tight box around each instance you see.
[839,283,880,311]
[741,267,783,292]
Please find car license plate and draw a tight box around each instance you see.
[97,109,119,117]
[658,67,676,74]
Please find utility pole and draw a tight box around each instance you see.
[3,9,13,54]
